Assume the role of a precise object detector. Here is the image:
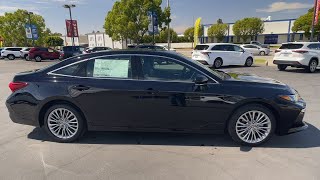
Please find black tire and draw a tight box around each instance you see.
[43,104,86,143]
[228,104,276,146]
[259,51,266,56]
[277,64,287,71]
[7,54,15,60]
[245,57,253,67]
[24,55,29,60]
[306,59,318,73]
[35,55,42,62]
[213,58,223,69]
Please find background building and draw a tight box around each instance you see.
[60,35,89,47]
[202,19,308,44]
[87,32,127,49]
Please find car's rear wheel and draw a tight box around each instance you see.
[228,104,276,146]
[259,51,265,56]
[213,58,223,69]
[277,64,287,71]
[44,104,86,143]
[24,55,30,61]
[306,59,318,73]
[245,57,253,67]
[7,54,15,60]
[35,56,42,62]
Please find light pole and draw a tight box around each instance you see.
[63,4,76,46]
[25,11,35,46]
[311,0,318,42]
[167,0,171,49]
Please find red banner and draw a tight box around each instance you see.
[65,20,79,37]
[315,0,320,25]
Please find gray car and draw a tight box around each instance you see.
[241,44,270,56]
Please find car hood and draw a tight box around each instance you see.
[224,71,285,85]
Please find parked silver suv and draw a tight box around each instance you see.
[0,47,23,60]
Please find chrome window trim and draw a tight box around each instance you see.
[47,54,219,84]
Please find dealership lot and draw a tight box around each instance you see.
[0,59,319,180]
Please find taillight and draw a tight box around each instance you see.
[201,52,210,56]
[293,50,308,54]
[275,49,281,53]
[9,82,28,92]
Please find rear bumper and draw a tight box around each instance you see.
[196,60,209,65]
[273,60,305,67]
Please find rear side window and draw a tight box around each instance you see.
[307,43,320,50]
[194,45,209,50]
[279,44,303,49]
[52,56,132,79]
[6,48,22,51]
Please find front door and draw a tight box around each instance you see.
[133,55,225,132]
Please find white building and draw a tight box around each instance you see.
[87,32,126,49]
[202,19,308,44]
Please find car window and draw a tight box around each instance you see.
[211,45,224,51]
[53,56,132,78]
[138,56,199,82]
[279,44,303,49]
[194,45,209,50]
[307,43,320,50]
[233,45,243,52]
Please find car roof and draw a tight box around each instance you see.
[196,43,236,46]
[282,42,319,45]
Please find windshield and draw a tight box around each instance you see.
[280,44,303,49]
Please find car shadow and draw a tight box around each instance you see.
[27,123,320,151]
[282,68,320,74]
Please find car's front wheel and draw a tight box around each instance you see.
[35,56,42,62]
[44,104,86,143]
[259,51,266,56]
[228,104,276,146]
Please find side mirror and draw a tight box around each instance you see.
[194,75,208,85]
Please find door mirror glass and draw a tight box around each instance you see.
[194,75,208,84]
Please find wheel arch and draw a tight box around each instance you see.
[38,99,88,128]
[225,100,280,132]
[310,57,319,64]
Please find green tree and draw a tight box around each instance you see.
[207,20,228,42]
[183,26,203,42]
[292,8,319,38]
[45,36,64,48]
[233,17,264,43]
[0,9,49,46]
[104,0,171,44]
[159,28,177,43]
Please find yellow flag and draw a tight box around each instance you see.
[194,18,202,45]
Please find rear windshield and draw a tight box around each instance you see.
[279,44,303,49]
[194,45,209,50]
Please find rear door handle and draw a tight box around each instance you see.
[72,85,90,91]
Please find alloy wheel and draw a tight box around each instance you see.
[310,60,318,72]
[47,108,79,139]
[235,110,271,144]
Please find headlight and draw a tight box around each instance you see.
[279,94,300,102]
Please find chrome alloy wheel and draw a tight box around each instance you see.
[310,61,317,72]
[235,110,271,144]
[47,108,79,139]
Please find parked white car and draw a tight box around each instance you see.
[0,47,23,60]
[273,42,320,73]
[192,43,254,68]
[20,47,32,60]
[241,44,270,56]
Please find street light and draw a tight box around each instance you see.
[167,0,171,49]
[25,11,35,46]
[63,4,76,46]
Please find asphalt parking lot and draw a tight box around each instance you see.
[0,59,319,180]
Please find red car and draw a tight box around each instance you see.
[28,47,60,62]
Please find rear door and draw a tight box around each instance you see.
[50,55,143,129]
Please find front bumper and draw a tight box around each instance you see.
[288,122,308,134]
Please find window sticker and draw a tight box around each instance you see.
[93,59,129,78]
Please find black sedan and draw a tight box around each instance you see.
[6,50,307,146]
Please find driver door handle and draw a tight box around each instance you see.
[72,85,90,91]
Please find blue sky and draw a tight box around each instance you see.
[0,0,314,35]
